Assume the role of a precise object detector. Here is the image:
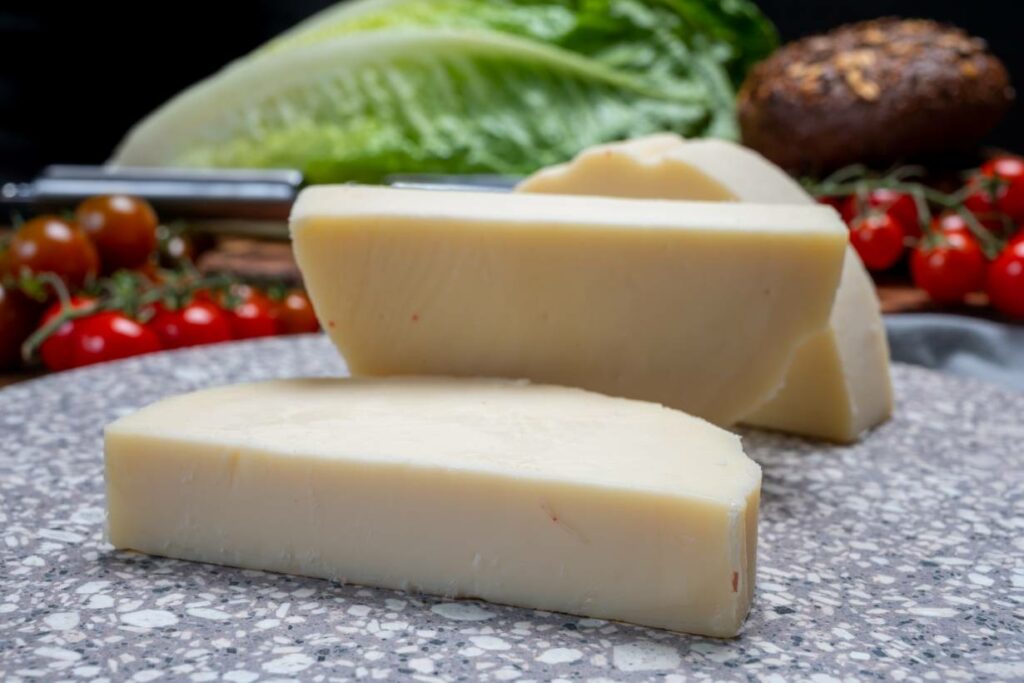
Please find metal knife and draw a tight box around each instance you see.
[2,166,519,238]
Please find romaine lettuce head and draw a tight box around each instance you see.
[113,0,776,183]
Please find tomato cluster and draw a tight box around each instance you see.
[1,195,320,372]
[819,155,1024,318]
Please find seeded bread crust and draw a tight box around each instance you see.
[738,18,1014,173]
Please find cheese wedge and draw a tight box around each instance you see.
[518,135,893,442]
[105,377,762,637]
[292,186,847,426]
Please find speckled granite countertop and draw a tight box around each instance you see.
[1,335,1022,682]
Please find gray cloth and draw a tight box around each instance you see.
[886,314,1024,393]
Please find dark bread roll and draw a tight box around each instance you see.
[738,18,1014,173]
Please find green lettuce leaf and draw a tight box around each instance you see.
[114,1,776,182]
[264,0,775,83]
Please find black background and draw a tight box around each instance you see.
[1,1,1020,180]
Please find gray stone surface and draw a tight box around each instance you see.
[0,335,1021,682]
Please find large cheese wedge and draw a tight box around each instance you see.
[291,186,847,426]
[106,377,762,637]
[519,135,894,442]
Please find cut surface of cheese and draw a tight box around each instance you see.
[292,185,847,426]
[106,377,762,637]
[518,135,893,442]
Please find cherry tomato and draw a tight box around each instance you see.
[148,301,232,349]
[38,296,98,372]
[271,290,319,335]
[938,207,1005,240]
[986,239,1024,318]
[7,216,99,289]
[911,230,987,304]
[161,234,192,265]
[978,156,1024,222]
[932,212,971,235]
[0,283,42,370]
[188,287,215,304]
[75,195,158,274]
[849,214,905,271]
[817,196,846,213]
[929,211,1003,238]
[156,225,196,268]
[842,190,920,236]
[68,312,162,368]
[963,182,998,217]
[223,286,277,339]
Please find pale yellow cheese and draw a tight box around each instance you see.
[516,134,734,201]
[106,377,761,637]
[519,135,894,442]
[291,185,847,426]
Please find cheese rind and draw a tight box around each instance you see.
[105,377,761,637]
[519,135,894,442]
[291,186,847,426]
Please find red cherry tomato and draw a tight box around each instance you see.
[979,156,1024,222]
[7,216,99,289]
[38,296,98,372]
[158,232,194,268]
[842,190,920,236]
[75,195,159,273]
[191,288,216,304]
[932,212,971,235]
[148,301,233,349]
[0,283,42,371]
[936,208,1005,240]
[911,230,987,304]
[223,287,277,339]
[69,312,162,368]
[986,239,1024,318]
[963,182,998,217]
[849,214,905,271]
[271,290,319,335]
[817,196,846,213]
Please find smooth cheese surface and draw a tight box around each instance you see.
[519,135,894,442]
[106,377,761,637]
[517,134,734,201]
[292,185,847,426]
